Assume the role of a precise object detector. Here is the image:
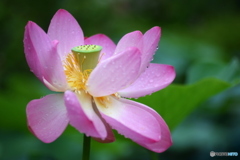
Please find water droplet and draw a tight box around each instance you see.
[66,96,70,101]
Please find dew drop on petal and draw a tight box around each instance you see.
[53,80,57,85]
[66,96,70,101]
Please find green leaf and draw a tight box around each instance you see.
[134,78,231,131]
[186,58,239,84]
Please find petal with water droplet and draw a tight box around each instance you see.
[140,26,161,73]
[24,21,68,91]
[96,97,167,148]
[114,31,143,55]
[26,94,69,143]
[87,47,141,97]
[48,9,84,59]
[64,90,112,140]
[119,63,175,98]
[24,22,42,82]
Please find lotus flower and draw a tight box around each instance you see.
[24,9,175,153]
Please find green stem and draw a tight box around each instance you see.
[150,151,158,160]
[82,134,91,160]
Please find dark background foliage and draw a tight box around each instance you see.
[0,0,239,159]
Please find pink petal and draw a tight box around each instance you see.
[26,94,69,143]
[91,105,115,143]
[140,26,161,73]
[119,63,176,98]
[133,100,172,153]
[92,125,115,143]
[114,31,143,55]
[24,24,42,82]
[95,96,161,144]
[47,9,84,59]
[87,47,141,97]
[64,90,112,140]
[25,21,68,91]
[84,34,116,61]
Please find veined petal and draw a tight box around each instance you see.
[92,125,115,143]
[114,31,143,55]
[119,63,175,98]
[95,96,161,144]
[26,94,69,143]
[132,100,172,153]
[24,24,42,82]
[64,90,108,139]
[25,21,68,91]
[48,9,84,59]
[140,26,161,73]
[87,47,141,97]
[85,34,116,61]
[92,103,115,143]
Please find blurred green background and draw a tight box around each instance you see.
[0,0,240,159]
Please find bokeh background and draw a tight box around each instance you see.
[0,0,240,160]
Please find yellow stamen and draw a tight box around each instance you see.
[94,93,120,108]
[63,45,121,109]
[63,53,92,91]
[94,96,111,108]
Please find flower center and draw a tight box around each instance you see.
[63,45,102,92]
